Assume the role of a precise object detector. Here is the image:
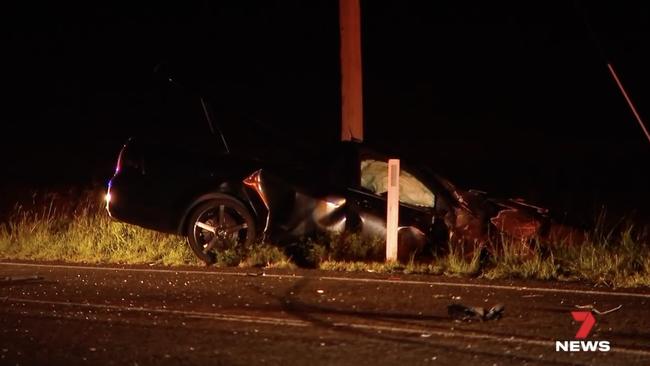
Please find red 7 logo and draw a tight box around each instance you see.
[571,311,596,339]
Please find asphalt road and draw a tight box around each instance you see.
[1,261,649,366]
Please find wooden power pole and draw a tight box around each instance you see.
[340,1,399,262]
[339,0,364,141]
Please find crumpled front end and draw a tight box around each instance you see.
[445,189,584,255]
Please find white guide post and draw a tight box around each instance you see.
[386,159,400,261]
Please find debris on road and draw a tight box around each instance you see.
[448,303,483,321]
[485,304,505,320]
[448,303,505,321]
[575,304,623,315]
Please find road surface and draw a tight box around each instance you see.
[1,261,649,365]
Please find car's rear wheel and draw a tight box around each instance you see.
[186,195,256,265]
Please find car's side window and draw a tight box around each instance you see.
[360,159,435,208]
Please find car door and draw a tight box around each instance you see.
[344,156,437,248]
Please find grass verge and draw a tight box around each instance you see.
[0,191,197,266]
[0,189,648,287]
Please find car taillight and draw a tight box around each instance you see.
[244,169,270,234]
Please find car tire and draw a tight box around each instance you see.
[186,195,256,265]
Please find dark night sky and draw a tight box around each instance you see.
[3,1,650,219]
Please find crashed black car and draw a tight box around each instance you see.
[106,65,580,264]
[106,132,578,265]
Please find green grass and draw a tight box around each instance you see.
[0,191,197,266]
[1,189,649,287]
[240,244,296,269]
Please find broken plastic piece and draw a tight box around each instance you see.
[448,303,484,321]
[485,303,505,320]
[574,304,622,315]
[448,303,505,321]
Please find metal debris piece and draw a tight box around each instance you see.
[485,303,505,320]
[522,294,544,298]
[448,303,484,321]
[575,304,623,315]
[0,275,44,284]
[448,303,505,321]
[245,272,263,277]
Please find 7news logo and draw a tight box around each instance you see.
[555,311,611,352]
